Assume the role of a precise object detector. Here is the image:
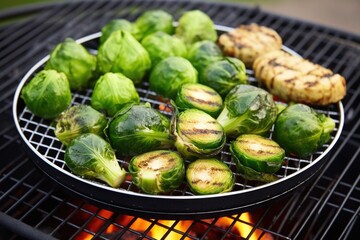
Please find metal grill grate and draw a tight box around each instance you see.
[1,0,359,239]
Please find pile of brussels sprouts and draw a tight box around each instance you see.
[21,9,335,195]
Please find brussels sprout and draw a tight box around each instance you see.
[65,133,126,188]
[149,56,198,99]
[175,83,223,118]
[129,150,185,194]
[100,19,134,45]
[106,103,174,156]
[97,30,151,84]
[186,158,235,195]
[133,10,174,41]
[171,108,226,159]
[45,38,97,90]
[273,104,335,157]
[54,104,108,146]
[141,32,187,67]
[175,10,217,46]
[201,57,248,97]
[91,72,140,117]
[217,84,277,137]
[186,40,223,79]
[21,69,71,119]
[230,134,285,175]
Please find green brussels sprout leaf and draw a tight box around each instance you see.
[65,133,126,188]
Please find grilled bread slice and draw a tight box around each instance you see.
[218,23,282,67]
[253,50,346,105]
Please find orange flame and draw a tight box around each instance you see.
[75,208,272,240]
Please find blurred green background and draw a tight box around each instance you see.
[0,0,358,35]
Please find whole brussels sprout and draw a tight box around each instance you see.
[186,40,223,79]
[100,19,134,45]
[175,10,217,46]
[175,83,223,118]
[45,38,97,90]
[141,32,187,67]
[65,133,126,188]
[171,108,226,159]
[186,158,235,195]
[201,57,248,97]
[217,84,277,137]
[129,150,185,194]
[273,104,335,157]
[149,56,198,99]
[54,104,108,146]
[105,103,174,156]
[97,30,151,84]
[133,9,174,41]
[21,69,71,119]
[91,72,140,117]
[230,134,285,182]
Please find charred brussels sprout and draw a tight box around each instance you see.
[175,10,217,46]
[97,30,151,84]
[100,19,134,45]
[172,108,226,159]
[149,56,197,99]
[54,104,108,146]
[65,133,126,188]
[175,83,223,118]
[186,158,234,195]
[133,10,174,41]
[273,104,335,157]
[129,150,185,194]
[141,32,187,67]
[106,103,174,156]
[45,38,96,90]
[21,69,71,119]
[230,134,285,182]
[217,84,277,137]
[91,72,140,117]
[201,57,248,97]
[186,40,223,79]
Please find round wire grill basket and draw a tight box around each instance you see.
[13,26,344,219]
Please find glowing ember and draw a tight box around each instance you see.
[75,207,272,239]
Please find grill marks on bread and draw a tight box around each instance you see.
[253,50,346,105]
[218,23,282,67]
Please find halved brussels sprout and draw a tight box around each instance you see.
[172,108,226,159]
[273,104,335,157]
[175,10,217,46]
[230,134,285,175]
[133,9,174,41]
[45,38,97,90]
[65,133,126,188]
[97,30,151,84]
[106,103,174,156]
[21,69,72,119]
[201,57,248,97]
[91,72,140,117]
[217,84,277,138]
[54,104,108,146]
[186,158,235,195]
[186,40,223,79]
[175,83,223,118]
[129,150,185,194]
[100,19,134,45]
[149,56,198,99]
[141,31,187,67]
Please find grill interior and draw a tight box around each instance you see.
[1,0,359,239]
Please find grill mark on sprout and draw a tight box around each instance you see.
[191,179,224,186]
[138,152,172,169]
[185,95,222,107]
[236,139,282,154]
[181,128,222,136]
[187,88,219,96]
